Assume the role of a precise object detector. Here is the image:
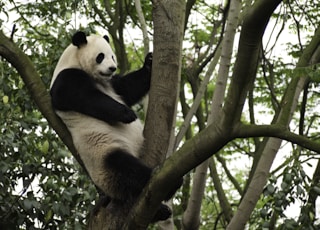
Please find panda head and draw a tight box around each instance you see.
[71,31,117,81]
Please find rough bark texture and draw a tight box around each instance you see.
[123,1,186,229]
[143,0,185,168]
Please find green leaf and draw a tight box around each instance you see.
[312,186,320,195]
[45,209,53,223]
[23,199,33,210]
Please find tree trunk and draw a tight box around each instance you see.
[143,0,185,168]
[89,0,186,228]
[124,1,186,229]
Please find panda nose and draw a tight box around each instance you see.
[109,67,116,72]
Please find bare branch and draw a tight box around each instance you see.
[134,0,150,55]
[234,123,320,153]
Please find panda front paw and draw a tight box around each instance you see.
[151,203,172,222]
[119,107,137,123]
[143,52,152,70]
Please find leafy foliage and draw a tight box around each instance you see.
[0,58,97,229]
[0,4,98,227]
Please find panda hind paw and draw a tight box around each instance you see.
[91,195,111,216]
[151,203,172,223]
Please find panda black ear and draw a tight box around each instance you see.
[72,31,87,48]
[103,35,110,43]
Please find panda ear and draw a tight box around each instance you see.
[103,35,110,43]
[72,31,87,48]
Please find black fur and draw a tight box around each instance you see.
[104,150,152,201]
[72,31,87,48]
[51,68,136,124]
[104,150,181,222]
[111,53,152,106]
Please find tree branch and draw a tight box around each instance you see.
[228,24,320,229]
[222,0,283,128]
[209,158,233,223]
[128,121,232,229]
[215,154,243,195]
[134,0,150,56]
[234,123,320,153]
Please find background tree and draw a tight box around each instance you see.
[1,0,320,229]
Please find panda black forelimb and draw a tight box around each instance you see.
[111,52,152,107]
[51,68,137,124]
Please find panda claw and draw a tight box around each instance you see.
[144,52,153,69]
[120,108,137,123]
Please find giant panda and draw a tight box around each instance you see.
[50,31,181,222]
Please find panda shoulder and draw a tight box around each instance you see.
[53,68,96,91]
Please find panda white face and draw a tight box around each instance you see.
[76,34,118,81]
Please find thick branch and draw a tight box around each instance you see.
[129,121,232,228]
[222,0,283,128]
[228,23,320,229]
[234,123,320,153]
[126,0,186,228]
[143,0,185,167]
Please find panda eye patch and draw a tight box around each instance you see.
[96,53,105,64]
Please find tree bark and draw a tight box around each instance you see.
[209,158,233,223]
[222,0,282,128]
[143,0,185,168]
[122,1,186,228]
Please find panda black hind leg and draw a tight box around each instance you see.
[103,149,180,222]
[104,149,152,203]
